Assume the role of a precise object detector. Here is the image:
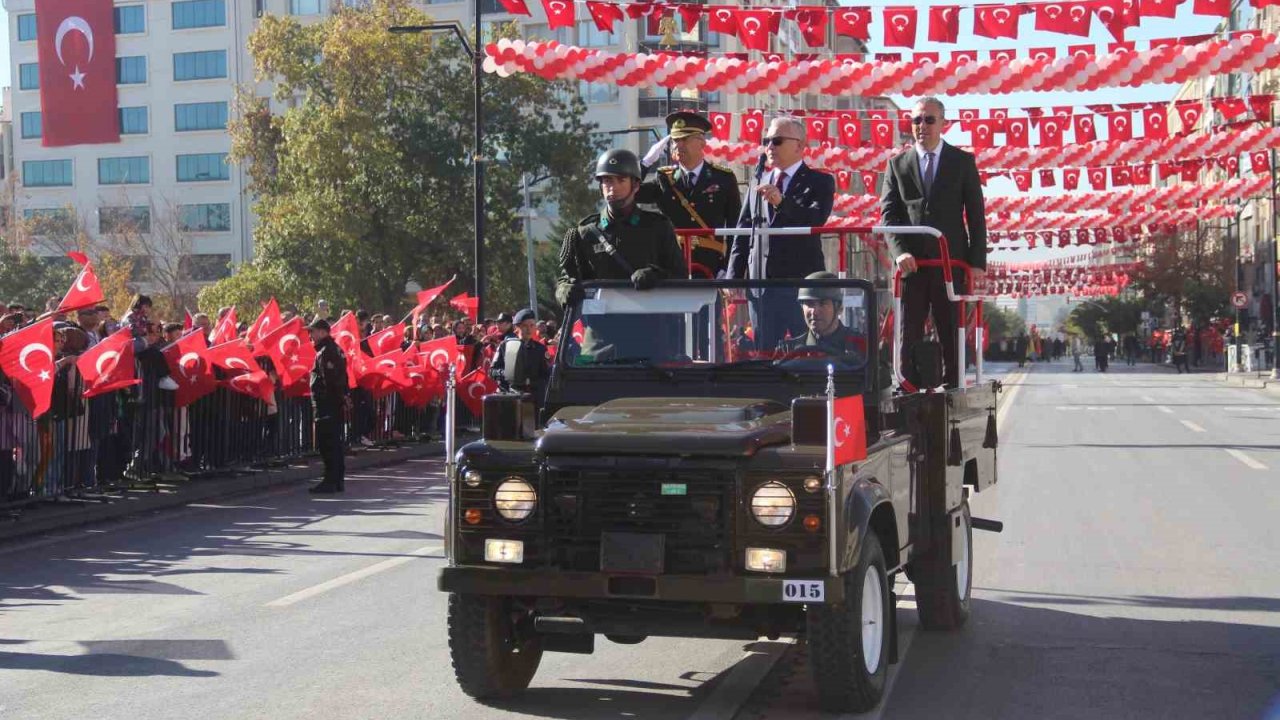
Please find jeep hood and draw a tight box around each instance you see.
[537,397,791,457]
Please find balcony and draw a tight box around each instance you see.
[638,96,709,119]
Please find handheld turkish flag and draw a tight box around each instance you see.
[210,306,238,345]
[419,336,469,373]
[76,327,139,398]
[206,339,260,374]
[226,369,276,404]
[0,318,57,417]
[330,311,362,358]
[449,293,479,322]
[57,254,104,313]
[410,277,455,325]
[34,0,118,147]
[367,322,406,357]
[570,319,586,346]
[163,331,218,407]
[830,395,867,466]
[246,298,282,347]
[182,309,193,332]
[260,316,313,387]
[458,368,498,417]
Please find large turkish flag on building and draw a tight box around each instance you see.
[35,0,119,147]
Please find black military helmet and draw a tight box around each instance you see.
[594,148,642,181]
[797,271,843,303]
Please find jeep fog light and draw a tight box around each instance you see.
[750,482,796,527]
[745,547,787,573]
[484,539,525,564]
[463,470,483,487]
[494,477,537,521]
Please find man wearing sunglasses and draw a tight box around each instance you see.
[728,116,836,350]
[881,97,987,389]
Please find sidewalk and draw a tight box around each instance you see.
[1217,371,1280,396]
[0,440,446,544]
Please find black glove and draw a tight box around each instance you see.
[631,267,662,290]
[555,282,584,307]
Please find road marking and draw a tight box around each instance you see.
[265,544,442,607]
[1222,406,1280,412]
[996,369,1027,432]
[1157,406,1174,414]
[1055,406,1116,411]
[687,637,795,720]
[1226,449,1268,470]
[1180,420,1206,433]
[1140,395,1156,403]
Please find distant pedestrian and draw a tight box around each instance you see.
[1070,335,1084,372]
[1171,328,1190,374]
[308,318,349,494]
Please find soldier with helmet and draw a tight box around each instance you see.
[555,148,687,308]
[639,111,742,278]
[776,271,864,360]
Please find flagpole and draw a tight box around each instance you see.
[825,363,838,578]
[445,361,458,567]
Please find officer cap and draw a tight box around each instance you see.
[666,111,712,140]
[309,317,331,331]
[594,149,642,181]
[513,308,536,324]
[797,271,843,303]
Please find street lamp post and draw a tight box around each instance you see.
[390,17,486,320]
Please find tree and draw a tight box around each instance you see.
[1066,296,1149,341]
[0,249,75,311]
[214,0,604,317]
[1130,225,1231,325]
[982,302,1025,343]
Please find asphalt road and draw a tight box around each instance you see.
[3,361,1279,719]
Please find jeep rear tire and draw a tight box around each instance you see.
[915,501,972,631]
[807,532,891,713]
[447,593,543,699]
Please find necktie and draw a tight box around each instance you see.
[923,152,936,195]
[683,170,696,190]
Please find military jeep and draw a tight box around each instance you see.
[439,276,998,713]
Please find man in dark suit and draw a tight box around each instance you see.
[880,96,987,388]
[727,116,836,351]
[639,112,742,278]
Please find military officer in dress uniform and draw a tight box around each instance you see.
[638,112,743,278]
[775,272,864,362]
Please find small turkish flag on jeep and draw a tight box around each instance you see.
[831,395,867,466]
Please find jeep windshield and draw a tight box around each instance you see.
[557,279,873,375]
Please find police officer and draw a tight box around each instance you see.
[638,112,742,278]
[776,272,864,360]
[492,308,550,403]
[308,317,350,494]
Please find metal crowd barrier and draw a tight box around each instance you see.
[0,359,440,513]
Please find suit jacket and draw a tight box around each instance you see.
[728,162,835,279]
[880,142,987,271]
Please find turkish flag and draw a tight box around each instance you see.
[973,4,1021,39]
[419,336,468,373]
[1039,169,1056,187]
[838,113,862,147]
[183,310,193,333]
[1028,47,1057,62]
[869,119,895,148]
[458,368,498,417]
[951,49,978,64]
[928,6,960,42]
[1252,150,1272,174]
[707,6,737,34]
[0,318,57,417]
[34,0,118,147]
[832,7,872,40]
[1111,166,1131,186]
[367,322,405,356]
[1094,0,1138,41]
[735,9,774,51]
[210,306,238,345]
[1140,0,1178,18]
[1193,0,1230,16]
[76,327,139,398]
[162,331,218,407]
[496,0,531,14]
[260,316,313,388]
[969,119,998,148]
[206,339,260,374]
[409,277,454,329]
[1088,167,1108,190]
[1012,171,1032,191]
[1174,101,1204,134]
[790,6,827,47]
[330,311,362,359]
[897,109,914,134]
[709,112,731,141]
[1249,95,1274,121]
[585,1,623,32]
[989,48,1017,63]
[860,171,878,193]
[57,254,104,312]
[1141,107,1168,138]
[246,297,282,347]
[226,369,275,404]
[835,170,852,191]
[1005,117,1029,147]
[741,110,765,144]
[1107,111,1133,141]
[540,0,575,29]
[1037,115,1068,146]
[1213,97,1248,120]
[805,116,831,142]
[882,7,918,48]
[831,395,866,465]
[449,292,479,322]
[1035,2,1092,37]
[1073,113,1098,142]
[1131,163,1152,185]
[1063,168,1080,189]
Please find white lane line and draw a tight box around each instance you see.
[1226,449,1269,470]
[265,544,442,607]
[1157,406,1174,414]
[1180,420,1206,433]
[996,369,1027,431]
[1141,395,1156,403]
[686,637,795,720]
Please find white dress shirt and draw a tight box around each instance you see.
[678,161,705,186]
[772,160,804,195]
[899,141,945,265]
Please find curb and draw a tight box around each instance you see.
[0,441,444,544]
[1216,373,1280,396]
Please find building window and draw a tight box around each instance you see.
[24,208,73,221]
[173,50,227,81]
[119,106,149,134]
[17,14,37,41]
[182,253,233,280]
[176,153,230,182]
[172,0,226,28]
[98,156,150,185]
[178,203,231,231]
[578,20,616,47]
[289,0,322,14]
[579,81,619,105]
[114,5,146,34]
[100,206,152,234]
[174,101,228,131]
[116,56,147,84]
[20,112,41,139]
[23,160,73,187]
[19,63,39,90]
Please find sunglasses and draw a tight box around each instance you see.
[911,115,939,126]
[762,136,799,146]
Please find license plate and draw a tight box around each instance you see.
[600,532,665,575]
[782,580,825,603]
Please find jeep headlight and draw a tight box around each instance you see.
[750,481,795,528]
[494,477,537,522]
